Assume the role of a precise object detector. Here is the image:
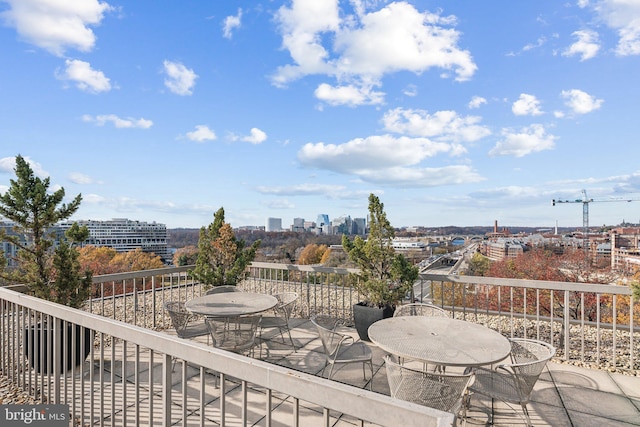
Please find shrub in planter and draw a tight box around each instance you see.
[0,155,93,373]
[343,194,418,341]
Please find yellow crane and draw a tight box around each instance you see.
[552,189,640,249]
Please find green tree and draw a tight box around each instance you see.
[342,194,418,307]
[192,207,261,288]
[0,155,91,307]
[466,252,490,276]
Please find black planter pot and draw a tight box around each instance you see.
[352,302,395,341]
[24,321,93,374]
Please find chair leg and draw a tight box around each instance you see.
[286,328,296,352]
[521,403,533,427]
[327,363,335,380]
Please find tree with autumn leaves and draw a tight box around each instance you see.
[191,207,261,289]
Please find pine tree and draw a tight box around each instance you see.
[0,155,92,307]
[192,207,261,288]
[342,194,418,307]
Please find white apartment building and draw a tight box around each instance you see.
[57,218,170,263]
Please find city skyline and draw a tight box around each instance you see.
[2,1,640,230]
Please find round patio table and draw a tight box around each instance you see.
[368,316,511,368]
[185,292,278,317]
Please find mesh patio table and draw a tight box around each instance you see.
[185,292,278,317]
[368,316,511,367]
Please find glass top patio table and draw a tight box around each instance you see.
[185,292,278,317]
[368,316,511,367]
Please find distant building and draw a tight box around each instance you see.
[292,217,305,232]
[316,214,330,234]
[57,218,170,263]
[482,238,526,261]
[0,221,23,267]
[266,217,282,232]
[331,215,352,235]
[353,217,366,235]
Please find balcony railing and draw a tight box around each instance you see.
[0,280,450,427]
[83,262,639,372]
[2,262,638,425]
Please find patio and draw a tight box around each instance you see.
[3,264,640,426]
[151,317,640,426]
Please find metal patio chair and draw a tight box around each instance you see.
[258,292,298,357]
[205,314,261,356]
[164,301,210,340]
[384,354,474,425]
[164,301,210,370]
[467,338,556,427]
[310,314,373,389]
[393,302,449,318]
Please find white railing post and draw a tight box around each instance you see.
[564,290,570,360]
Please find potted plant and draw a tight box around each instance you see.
[0,155,93,373]
[191,207,261,291]
[342,194,419,341]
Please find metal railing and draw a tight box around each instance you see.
[84,263,639,372]
[3,261,638,425]
[0,285,451,427]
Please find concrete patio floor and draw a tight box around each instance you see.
[76,317,640,426]
[165,317,639,427]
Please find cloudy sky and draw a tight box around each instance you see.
[2,0,640,230]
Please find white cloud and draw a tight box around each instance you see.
[512,93,543,116]
[57,59,111,93]
[563,29,600,61]
[68,172,98,185]
[222,8,242,39]
[82,114,153,129]
[403,84,418,97]
[163,60,198,95]
[242,128,267,144]
[264,199,295,209]
[489,124,557,157]
[184,125,216,142]
[355,164,484,187]
[0,156,48,177]
[382,108,491,143]
[591,0,640,55]
[298,134,453,175]
[468,96,487,109]
[561,89,603,114]
[314,83,384,106]
[0,0,112,56]
[255,184,375,200]
[272,1,476,105]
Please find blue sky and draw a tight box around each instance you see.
[2,0,640,230]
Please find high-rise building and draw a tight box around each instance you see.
[353,217,367,235]
[292,217,305,232]
[57,218,170,263]
[266,217,282,232]
[316,214,330,234]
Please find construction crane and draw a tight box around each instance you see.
[552,189,640,250]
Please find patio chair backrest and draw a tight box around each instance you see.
[164,301,191,337]
[507,338,556,396]
[205,285,241,295]
[384,354,474,414]
[393,303,449,318]
[272,292,298,319]
[310,315,344,358]
[205,315,260,354]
